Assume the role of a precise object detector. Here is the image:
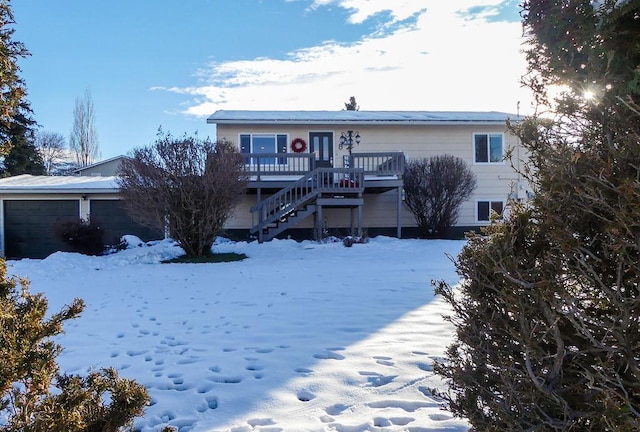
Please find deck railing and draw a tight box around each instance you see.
[348,152,406,176]
[245,153,315,180]
[244,151,405,179]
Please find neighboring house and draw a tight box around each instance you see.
[72,155,129,177]
[208,110,531,242]
[0,175,161,259]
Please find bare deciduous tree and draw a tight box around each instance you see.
[35,130,66,175]
[402,155,476,238]
[116,131,248,257]
[69,89,100,167]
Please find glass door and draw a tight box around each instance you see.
[309,132,333,168]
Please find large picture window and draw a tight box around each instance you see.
[477,200,504,222]
[474,133,503,163]
[239,133,288,164]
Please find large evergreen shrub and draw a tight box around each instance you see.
[434,1,640,430]
[0,259,149,431]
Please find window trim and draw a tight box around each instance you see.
[475,199,505,223]
[473,132,505,164]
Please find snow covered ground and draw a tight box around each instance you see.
[8,236,470,432]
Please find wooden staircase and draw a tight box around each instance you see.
[250,167,365,242]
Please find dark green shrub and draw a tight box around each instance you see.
[0,259,149,431]
[433,1,640,430]
[55,218,104,256]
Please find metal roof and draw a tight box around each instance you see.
[207,110,522,125]
[0,175,118,194]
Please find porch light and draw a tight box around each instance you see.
[339,130,361,154]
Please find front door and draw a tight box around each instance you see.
[309,132,333,168]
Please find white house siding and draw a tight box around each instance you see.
[216,121,529,230]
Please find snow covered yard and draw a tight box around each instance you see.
[8,237,470,432]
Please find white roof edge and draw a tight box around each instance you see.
[208,119,514,126]
[0,188,119,194]
[207,110,522,125]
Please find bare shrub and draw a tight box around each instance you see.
[116,131,247,257]
[402,155,476,238]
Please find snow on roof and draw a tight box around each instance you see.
[207,110,523,125]
[0,175,119,193]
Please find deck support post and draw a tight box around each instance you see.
[396,185,402,238]
[357,201,363,237]
[349,208,355,236]
[315,204,323,240]
[257,187,264,243]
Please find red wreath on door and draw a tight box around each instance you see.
[290,138,307,153]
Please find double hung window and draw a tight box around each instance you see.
[477,200,504,222]
[474,133,503,163]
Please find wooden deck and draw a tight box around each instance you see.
[245,152,406,242]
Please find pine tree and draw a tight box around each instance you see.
[0,0,29,155]
[434,1,640,430]
[0,103,44,177]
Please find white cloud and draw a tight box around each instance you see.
[164,0,534,117]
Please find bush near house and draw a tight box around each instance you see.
[117,131,248,258]
[55,218,104,256]
[402,155,476,238]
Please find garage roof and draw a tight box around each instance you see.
[0,175,118,194]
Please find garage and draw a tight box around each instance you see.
[4,199,79,259]
[89,199,163,247]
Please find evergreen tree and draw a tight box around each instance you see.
[434,1,640,430]
[0,0,29,155]
[0,103,44,176]
[344,96,359,111]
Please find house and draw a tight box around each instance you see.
[0,109,530,258]
[72,155,129,177]
[208,110,530,242]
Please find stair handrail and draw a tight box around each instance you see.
[250,167,364,232]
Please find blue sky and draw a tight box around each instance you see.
[13,0,530,160]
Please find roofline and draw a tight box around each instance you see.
[207,110,521,126]
[207,119,514,126]
[0,188,120,194]
[73,155,129,173]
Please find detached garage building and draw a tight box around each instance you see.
[0,175,162,259]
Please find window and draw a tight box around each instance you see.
[474,133,503,163]
[239,133,288,164]
[477,200,504,222]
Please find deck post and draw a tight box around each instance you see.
[315,204,323,240]
[257,187,263,243]
[349,208,355,236]
[397,185,402,238]
[358,199,363,237]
